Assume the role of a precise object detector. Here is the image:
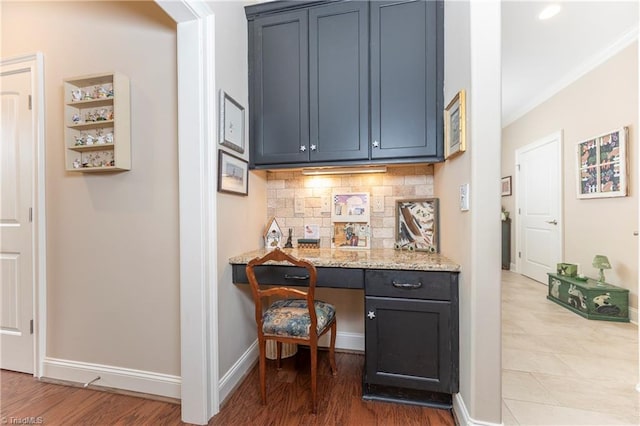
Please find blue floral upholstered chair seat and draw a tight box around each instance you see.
[262,299,336,338]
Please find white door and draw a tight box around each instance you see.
[0,66,35,373]
[516,131,563,283]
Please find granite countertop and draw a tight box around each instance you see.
[229,248,460,272]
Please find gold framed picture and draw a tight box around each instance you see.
[444,89,466,159]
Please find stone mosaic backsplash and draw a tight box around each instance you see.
[266,164,435,249]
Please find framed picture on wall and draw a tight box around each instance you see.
[576,127,628,199]
[444,90,466,160]
[217,150,248,196]
[501,176,512,196]
[219,90,245,154]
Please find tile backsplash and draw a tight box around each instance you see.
[267,164,434,249]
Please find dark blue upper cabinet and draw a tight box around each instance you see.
[245,0,444,169]
[371,0,443,160]
[309,1,369,162]
[249,10,309,166]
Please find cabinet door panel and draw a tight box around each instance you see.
[370,0,443,160]
[309,2,369,162]
[251,11,309,165]
[365,296,454,392]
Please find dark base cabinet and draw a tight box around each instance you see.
[363,270,459,408]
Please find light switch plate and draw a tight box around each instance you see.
[294,197,305,214]
[459,183,469,211]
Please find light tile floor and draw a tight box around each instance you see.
[502,271,640,425]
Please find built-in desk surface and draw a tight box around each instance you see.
[229,248,460,272]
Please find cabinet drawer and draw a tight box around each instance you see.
[233,265,364,289]
[365,270,453,300]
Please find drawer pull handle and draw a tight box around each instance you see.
[284,274,310,280]
[392,280,422,289]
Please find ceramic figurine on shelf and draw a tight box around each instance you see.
[85,110,96,122]
[74,135,84,146]
[71,89,83,102]
[96,129,106,145]
[97,86,109,99]
[105,132,114,144]
[73,158,81,168]
[85,134,95,146]
[107,86,114,98]
[83,90,93,100]
[96,108,108,121]
[107,110,114,120]
[72,113,81,124]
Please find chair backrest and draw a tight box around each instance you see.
[245,248,319,338]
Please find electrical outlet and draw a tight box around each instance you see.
[294,197,305,214]
[373,196,384,213]
[321,196,331,213]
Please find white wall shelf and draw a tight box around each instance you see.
[63,72,130,172]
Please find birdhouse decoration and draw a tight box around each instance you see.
[263,217,283,250]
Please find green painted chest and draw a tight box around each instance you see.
[546,273,629,322]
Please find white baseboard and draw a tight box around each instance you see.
[41,357,181,399]
[218,340,259,403]
[218,331,365,404]
[329,331,365,352]
[453,393,502,426]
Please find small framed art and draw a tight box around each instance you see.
[395,198,439,252]
[217,150,248,196]
[219,90,245,154]
[577,127,628,199]
[501,176,512,196]
[444,89,466,159]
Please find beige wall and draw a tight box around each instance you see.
[502,42,638,310]
[2,1,180,374]
[211,1,269,378]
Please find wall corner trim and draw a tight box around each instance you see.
[453,393,502,426]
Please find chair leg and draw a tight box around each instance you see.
[329,320,337,376]
[276,341,282,370]
[258,338,267,405]
[310,340,318,414]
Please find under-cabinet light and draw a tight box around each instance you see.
[301,166,387,176]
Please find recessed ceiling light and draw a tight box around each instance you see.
[538,4,561,20]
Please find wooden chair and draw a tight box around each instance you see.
[245,248,337,413]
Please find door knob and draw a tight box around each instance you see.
[546,220,558,225]
[367,311,375,320]
[310,144,317,151]
[300,145,306,152]
[372,140,379,148]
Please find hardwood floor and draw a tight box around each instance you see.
[1,350,454,425]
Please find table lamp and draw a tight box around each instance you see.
[592,255,611,283]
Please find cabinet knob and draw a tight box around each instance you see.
[372,140,379,148]
[367,311,376,320]
[310,144,317,151]
[300,145,307,152]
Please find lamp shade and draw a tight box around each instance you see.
[592,255,611,270]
